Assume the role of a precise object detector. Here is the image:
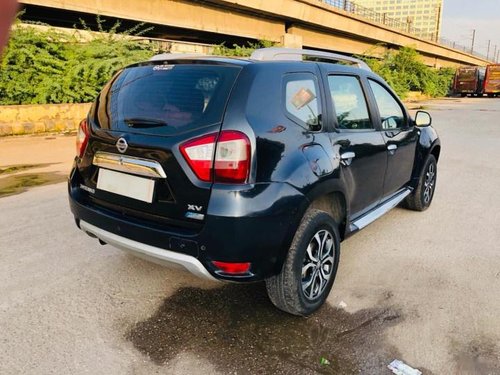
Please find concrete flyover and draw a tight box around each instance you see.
[20,0,489,67]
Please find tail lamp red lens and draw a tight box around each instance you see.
[214,131,251,183]
[76,119,89,158]
[179,133,217,182]
[212,261,251,275]
[180,131,250,184]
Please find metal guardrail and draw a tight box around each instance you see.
[319,0,489,61]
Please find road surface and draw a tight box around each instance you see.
[0,98,499,374]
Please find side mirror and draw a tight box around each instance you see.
[415,111,432,127]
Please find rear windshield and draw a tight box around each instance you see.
[457,68,476,81]
[95,64,241,135]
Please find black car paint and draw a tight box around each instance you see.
[68,57,440,282]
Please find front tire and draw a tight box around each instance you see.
[405,154,437,211]
[265,209,340,316]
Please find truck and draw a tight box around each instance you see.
[452,66,485,97]
[483,64,500,97]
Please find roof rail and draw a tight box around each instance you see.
[149,53,207,61]
[250,48,371,71]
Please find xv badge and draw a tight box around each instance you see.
[187,204,203,212]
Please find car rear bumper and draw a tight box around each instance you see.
[79,220,217,281]
[68,169,306,282]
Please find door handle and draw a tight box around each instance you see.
[387,144,397,154]
[340,152,355,166]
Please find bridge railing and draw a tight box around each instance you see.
[319,0,488,61]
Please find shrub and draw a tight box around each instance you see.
[361,46,455,98]
[0,18,158,105]
[212,40,275,57]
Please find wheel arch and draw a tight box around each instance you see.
[410,127,440,188]
[273,183,349,276]
[308,191,348,241]
[430,143,441,162]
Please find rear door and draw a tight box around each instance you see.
[78,62,242,228]
[366,78,418,198]
[455,67,478,94]
[321,69,387,218]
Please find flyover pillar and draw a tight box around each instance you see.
[281,33,303,49]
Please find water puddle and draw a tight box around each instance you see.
[0,163,52,176]
[0,172,67,197]
[126,284,403,374]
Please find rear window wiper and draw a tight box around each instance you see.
[124,118,168,128]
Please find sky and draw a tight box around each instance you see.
[441,0,500,61]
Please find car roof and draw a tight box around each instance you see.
[147,48,371,72]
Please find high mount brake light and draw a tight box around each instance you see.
[180,131,251,184]
[76,119,89,158]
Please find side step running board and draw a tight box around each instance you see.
[350,188,412,232]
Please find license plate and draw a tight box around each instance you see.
[97,168,155,203]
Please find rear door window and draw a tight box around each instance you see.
[328,75,372,130]
[457,68,477,81]
[96,64,241,135]
[283,73,322,130]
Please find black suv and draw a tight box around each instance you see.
[69,48,440,316]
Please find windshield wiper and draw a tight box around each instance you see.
[124,118,168,128]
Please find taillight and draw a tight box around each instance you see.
[179,133,217,182]
[214,131,251,183]
[180,131,251,184]
[76,119,89,158]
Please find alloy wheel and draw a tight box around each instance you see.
[423,162,436,204]
[301,229,335,300]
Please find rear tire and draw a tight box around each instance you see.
[404,154,437,211]
[265,209,340,316]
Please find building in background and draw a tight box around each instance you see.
[353,0,443,41]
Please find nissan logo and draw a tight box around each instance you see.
[116,138,128,153]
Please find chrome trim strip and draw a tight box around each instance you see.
[93,152,167,179]
[79,221,217,281]
[350,188,412,231]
